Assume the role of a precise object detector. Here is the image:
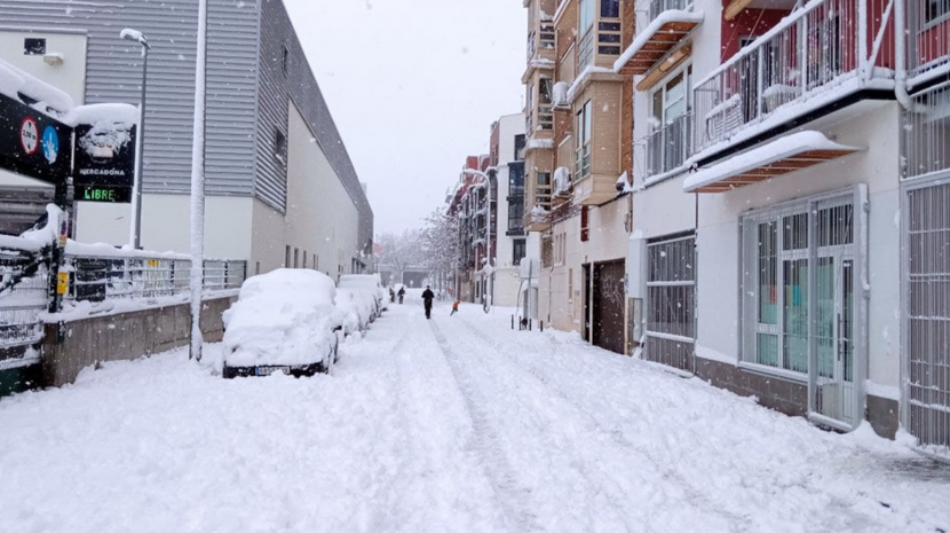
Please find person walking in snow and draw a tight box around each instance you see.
[398,286,406,304]
[450,300,460,317]
[422,286,435,319]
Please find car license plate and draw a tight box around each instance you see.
[255,367,276,377]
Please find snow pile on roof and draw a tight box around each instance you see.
[554,166,572,195]
[614,10,704,73]
[683,131,863,192]
[528,204,550,224]
[529,58,555,70]
[61,103,139,128]
[18,204,63,247]
[224,269,343,367]
[567,66,614,103]
[525,138,555,152]
[616,171,633,194]
[0,58,75,114]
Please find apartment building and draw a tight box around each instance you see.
[0,0,373,280]
[616,0,949,452]
[490,114,535,308]
[522,0,635,354]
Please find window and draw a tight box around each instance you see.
[285,246,291,268]
[513,239,526,265]
[275,129,287,163]
[536,172,552,206]
[294,248,299,268]
[926,0,950,23]
[514,135,526,161]
[601,0,620,18]
[282,45,289,74]
[575,100,592,179]
[648,66,692,175]
[508,202,525,233]
[509,162,525,195]
[580,206,590,242]
[741,193,859,378]
[303,251,308,269]
[579,0,596,35]
[24,38,46,55]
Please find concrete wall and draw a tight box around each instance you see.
[40,295,236,388]
[0,29,87,104]
[286,101,360,282]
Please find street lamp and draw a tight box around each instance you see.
[462,168,494,312]
[121,28,150,250]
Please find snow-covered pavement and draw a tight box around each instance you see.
[1,297,949,533]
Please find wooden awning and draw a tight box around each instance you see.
[614,10,703,76]
[683,132,863,193]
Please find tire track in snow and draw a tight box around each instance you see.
[456,318,754,533]
[428,320,544,533]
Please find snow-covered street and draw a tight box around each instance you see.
[1,294,949,533]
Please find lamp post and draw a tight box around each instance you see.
[120,28,150,250]
[463,168,494,312]
[189,0,209,361]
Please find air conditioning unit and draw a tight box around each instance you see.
[43,53,64,66]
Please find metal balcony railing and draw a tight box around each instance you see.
[646,114,692,177]
[906,0,950,79]
[902,81,950,179]
[647,0,690,28]
[692,0,896,155]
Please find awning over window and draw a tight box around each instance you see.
[613,10,703,76]
[683,131,863,194]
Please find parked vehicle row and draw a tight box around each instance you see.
[222,271,387,379]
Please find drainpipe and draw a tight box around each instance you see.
[894,0,913,110]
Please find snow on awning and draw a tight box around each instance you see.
[683,131,863,193]
[613,10,704,76]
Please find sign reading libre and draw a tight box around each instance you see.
[78,186,132,203]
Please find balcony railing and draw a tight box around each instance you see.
[647,0,690,29]
[902,81,950,179]
[907,0,950,79]
[692,0,895,155]
[646,114,692,177]
[528,21,557,62]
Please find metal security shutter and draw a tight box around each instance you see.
[904,180,950,456]
[645,234,696,372]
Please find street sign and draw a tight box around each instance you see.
[77,185,131,203]
[0,93,72,185]
[73,122,136,196]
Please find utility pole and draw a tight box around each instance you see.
[121,29,150,250]
[189,0,208,361]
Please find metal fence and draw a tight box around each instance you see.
[64,255,247,304]
[906,0,950,79]
[646,114,692,178]
[0,244,48,370]
[0,241,247,369]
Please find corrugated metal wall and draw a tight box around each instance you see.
[0,0,259,197]
[258,0,374,255]
[1,0,373,255]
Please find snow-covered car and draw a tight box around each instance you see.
[338,274,385,318]
[335,287,377,336]
[222,269,344,378]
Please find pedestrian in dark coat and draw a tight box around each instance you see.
[422,286,435,319]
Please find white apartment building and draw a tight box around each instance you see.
[618,0,949,453]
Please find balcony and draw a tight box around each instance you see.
[692,0,896,160]
[906,0,950,85]
[644,114,692,179]
[527,19,557,65]
[614,0,703,76]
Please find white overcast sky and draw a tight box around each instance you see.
[283,0,527,235]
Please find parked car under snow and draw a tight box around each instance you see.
[338,274,386,318]
[335,287,376,336]
[222,269,344,378]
